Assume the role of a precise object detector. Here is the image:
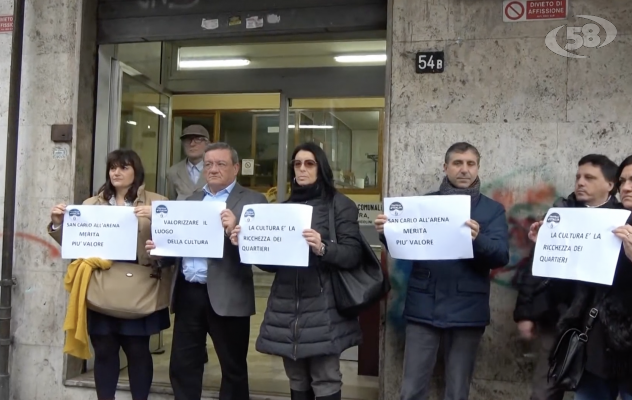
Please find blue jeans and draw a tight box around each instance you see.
[575,372,632,400]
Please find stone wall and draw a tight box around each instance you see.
[381,0,632,399]
[0,0,96,399]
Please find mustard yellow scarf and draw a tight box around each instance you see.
[63,258,113,359]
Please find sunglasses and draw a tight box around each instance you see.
[291,159,317,168]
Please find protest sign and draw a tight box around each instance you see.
[238,203,313,267]
[533,207,631,285]
[150,201,226,258]
[61,205,138,260]
[383,195,473,260]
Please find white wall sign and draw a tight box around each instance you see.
[242,159,254,176]
[356,203,382,226]
[502,0,568,22]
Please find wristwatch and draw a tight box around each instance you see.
[317,242,327,256]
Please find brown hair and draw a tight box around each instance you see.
[444,142,481,164]
[98,149,145,203]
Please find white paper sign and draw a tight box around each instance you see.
[532,208,631,285]
[357,202,382,226]
[150,201,226,258]
[238,203,313,267]
[61,205,138,260]
[242,159,254,176]
[383,195,473,260]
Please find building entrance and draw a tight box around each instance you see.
[81,36,386,399]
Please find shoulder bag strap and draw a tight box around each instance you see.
[580,290,606,342]
[328,200,337,244]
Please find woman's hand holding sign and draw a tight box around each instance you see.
[134,205,152,218]
[51,203,67,226]
[303,229,323,255]
[613,224,632,261]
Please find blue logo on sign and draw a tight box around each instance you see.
[244,208,255,222]
[547,212,561,229]
[156,205,168,217]
[389,202,403,216]
[68,208,81,220]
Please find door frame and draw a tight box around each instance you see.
[93,45,173,197]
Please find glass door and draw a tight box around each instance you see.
[110,62,172,194]
[92,51,172,372]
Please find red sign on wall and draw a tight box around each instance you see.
[0,15,13,33]
[503,0,568,22]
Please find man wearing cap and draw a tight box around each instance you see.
[166,124,211,200]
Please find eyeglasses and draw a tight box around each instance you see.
[291,159,317,168]
[183,136,207,145]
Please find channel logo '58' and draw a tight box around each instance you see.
[545,15,617,58]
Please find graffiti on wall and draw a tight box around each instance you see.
[0,232,61,259]
[386,168,563,332]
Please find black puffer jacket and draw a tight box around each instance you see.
[255,191,363,360]
[513,193,619,325]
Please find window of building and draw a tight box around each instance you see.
[171,96,383,198]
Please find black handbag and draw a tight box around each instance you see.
[547,298,602,391]
[327,204,390,317]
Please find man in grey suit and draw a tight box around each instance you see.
[147,142,268,400]
[166,124,210,200]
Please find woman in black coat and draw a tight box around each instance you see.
[555,155,632,400]
[231,142,363,400]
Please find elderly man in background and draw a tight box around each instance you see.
[165,124,212,363]
[167,124,211,200]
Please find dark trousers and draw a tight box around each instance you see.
[575,371,632,400]
[400,322,485,400]
[530,326,565,400]
[91,334,153,400]
[169,279,250,400]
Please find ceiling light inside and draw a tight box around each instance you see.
[126,121,137,126]
[179,58,251,69]
[268,125,334,133]
[147,106,166,118]
[290,125,334,129]
[334,54,387,63]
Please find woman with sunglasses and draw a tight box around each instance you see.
[230,142,363,400]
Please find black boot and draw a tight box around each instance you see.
[291,389,315,400]
[316,391,341,400]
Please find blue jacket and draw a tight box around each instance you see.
[382,192,510,328]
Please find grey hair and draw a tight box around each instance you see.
[204,142,239,165]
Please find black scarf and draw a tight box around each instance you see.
[438,175,481,205]
[287,180,322,203]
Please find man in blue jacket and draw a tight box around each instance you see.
[375,142,510,400]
